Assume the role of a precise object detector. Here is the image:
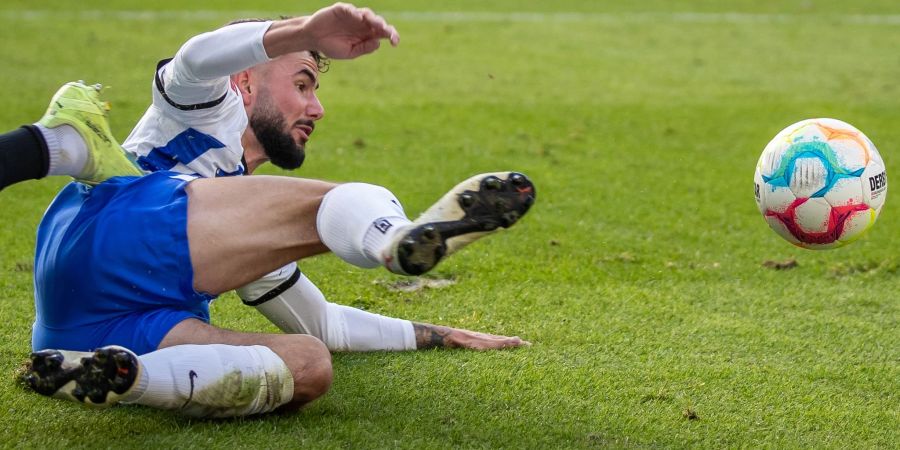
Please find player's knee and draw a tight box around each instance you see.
[281,334,333,404]
[316,182,406,268]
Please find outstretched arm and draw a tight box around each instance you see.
[161,3,399,106]
[264,3,399,59]
[238,266,528,352]
[183,3,399,78]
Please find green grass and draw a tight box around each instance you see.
[1,1,899,448]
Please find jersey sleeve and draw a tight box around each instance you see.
[237,267,417,351]
[157,21,273,109]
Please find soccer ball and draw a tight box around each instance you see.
[754,118,887,249]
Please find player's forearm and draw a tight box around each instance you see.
[240,270,417,351]
[158,21,272,106]
[176,21,272,81]
[329,304,416,351]
[176,15,319,80]
[261,17,317,59]
[412,323,455,349]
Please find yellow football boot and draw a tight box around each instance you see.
[38,81,142,184]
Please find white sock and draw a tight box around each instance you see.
[317,183,412,268]
[34,123,88,177]
[122,344,294,418]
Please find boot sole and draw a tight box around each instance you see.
[396,172,536,275]
[24,346,139,406]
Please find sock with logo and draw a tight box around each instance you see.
[316,183,412,268]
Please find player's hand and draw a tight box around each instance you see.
[413,323,530,351]
[300,3,399,59]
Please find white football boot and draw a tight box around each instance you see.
[384,172,536,275]
[23,346,141,408]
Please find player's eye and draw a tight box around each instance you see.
[296,83,307,92]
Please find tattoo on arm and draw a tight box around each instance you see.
[413,323,453,349]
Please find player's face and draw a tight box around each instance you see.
[249,52,324,169]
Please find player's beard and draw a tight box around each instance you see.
[249,92,306,170]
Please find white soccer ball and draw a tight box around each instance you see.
[754,118,887,249]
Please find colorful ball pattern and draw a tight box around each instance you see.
[754,118,887,249]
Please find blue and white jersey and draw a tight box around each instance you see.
[123,67,248,178]
[119,20,299,303]
[123,21,272,178]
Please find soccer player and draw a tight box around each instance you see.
[20,3,536,418]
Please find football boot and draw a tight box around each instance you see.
[384,172,536,275]
[23,345,141,408]
[38,81,142,184]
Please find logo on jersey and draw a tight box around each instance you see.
[215,165,245,177]
[374,218,394,234]
[137,128,226,173]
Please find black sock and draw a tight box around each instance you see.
[0,125,50,191]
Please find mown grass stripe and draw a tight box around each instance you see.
[3,10,900,25]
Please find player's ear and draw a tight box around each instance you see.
[232,71,253,106]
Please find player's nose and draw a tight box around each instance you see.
[308,95,324,121]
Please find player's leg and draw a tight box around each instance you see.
[321,172,537,275]
[186,172,536,294]
[185,175,335,293]
[156,318,333,409]
[24,320,331,418]
[0,81,141,191]
[0,125,50,190]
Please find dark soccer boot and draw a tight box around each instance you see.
[23,345,141,408]
[384,172,536,275]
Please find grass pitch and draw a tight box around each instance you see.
[1,0,899,448]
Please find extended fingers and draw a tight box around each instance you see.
[469,334,531,350]
[328,3,400,46]
[479,336,529,350]
[358,7,400,46]
[350,38,381,58]
[472,331,524,341]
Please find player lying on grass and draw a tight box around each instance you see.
[11,3,536,418]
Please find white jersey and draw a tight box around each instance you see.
[123,21,273,178]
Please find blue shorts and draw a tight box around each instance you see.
[32,171,215,355]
